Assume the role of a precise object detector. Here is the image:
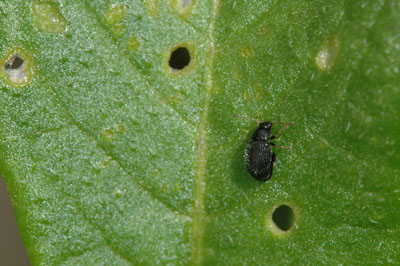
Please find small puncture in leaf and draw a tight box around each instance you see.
[169,47,191,70]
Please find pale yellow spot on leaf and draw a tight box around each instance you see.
[112,24,126,36]
[103,128,115,141]
[105,4,127,25]
[258,25,267,35]
[170,0,195,17]
[243,89,250,101]
[114,188,123,197]
[146,0,158,19]
[105,4,128,36]
[166,94,183,105]
[253,83,263,100]
[127,36,140,51]
[116,124,125,133]
[239,46,254,58]
[315,36,340,72]
[32,1,66,34]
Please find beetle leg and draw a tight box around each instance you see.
[272,153,277,170]
[271,124,291,140]
[273,144,293,150]
[270,142,293,149]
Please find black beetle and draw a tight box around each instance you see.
[244,121,292,182]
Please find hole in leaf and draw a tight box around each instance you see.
[5,55,24,70]
[272,204,294,231]
[169,47,190,70]
[1,48,33,88]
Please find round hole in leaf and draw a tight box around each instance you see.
[168,47,190,70]
[5,55,24,70]
[0,48,34,88]
[272,204,294,231]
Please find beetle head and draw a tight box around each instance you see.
[254,122,272,141]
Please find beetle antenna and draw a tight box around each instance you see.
[234,115,262,124]
[269,121,294,127]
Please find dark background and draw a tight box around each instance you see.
[0,177,30,266]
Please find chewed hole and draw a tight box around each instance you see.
[1,48,33,87]
[169,47,190,70]
[272,204,294,231]
[3,54,29,85]
[5,55,24,70]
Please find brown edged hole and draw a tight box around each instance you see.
[169,47,190,70]
[5,55,24,71]
[272,204,294,231]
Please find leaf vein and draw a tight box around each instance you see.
[191,0,219,264]
[49,88,188,217]
[75,200,136,265]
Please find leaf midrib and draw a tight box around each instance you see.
[191,0,219,264]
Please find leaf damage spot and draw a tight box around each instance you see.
[5,55,24,70]
[242,84,263,101]
[1,48,34,88]
[127,36,140,51]
[32,1,67,34]
[267,203,298,236]
[239,46,254,58]
[315,36,340,72]
[170,0,195,17]
[165,44,195,75]
[258,25,267,35]
[103,128,115,141]
[166,94,184,105]
[103,124,125,142]
[115,124,125,133]
[253,83,263,100]
[146,0,158,19]
[169,47,191,70]
[112,24,126,36]
[105,4,127,25]
[272,205,294,231]
[114,188,123,197]
[91,156,112,172]
[243,89,250,101]
[105,4,128,36]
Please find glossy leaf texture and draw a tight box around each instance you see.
[0,0,399,265]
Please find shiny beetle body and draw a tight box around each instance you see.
[245,122,276,181]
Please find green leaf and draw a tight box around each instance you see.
[1,0,399,265]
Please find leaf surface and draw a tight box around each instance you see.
[0,0,399,265]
